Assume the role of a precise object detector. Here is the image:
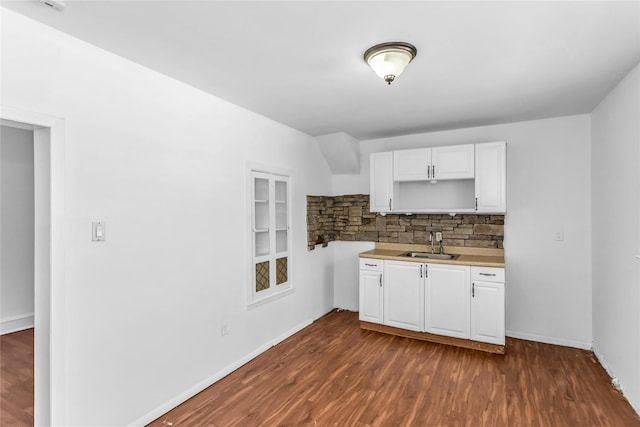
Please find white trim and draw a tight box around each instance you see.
[1,105,66,426]
[127,318,313,427]
[0,118,42,131]
[247,287,296,310]
[0,313,35,335]
[506,330,592,350]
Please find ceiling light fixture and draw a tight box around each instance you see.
[364,42,417,85]
[40,0,66,11]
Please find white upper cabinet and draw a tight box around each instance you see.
[393,144,474,182]
[431,144,475,180]
[370,141,506,214]
[475,141,506,213]
[393,148,431,181]
[370,152,397,213]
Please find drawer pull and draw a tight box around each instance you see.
[365,263,377,267]
[479,273,496,276]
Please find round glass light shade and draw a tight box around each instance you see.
[364,42,417,84]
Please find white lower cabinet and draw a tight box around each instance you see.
[359,258,384,324]
[359,259,505,348]
[384,261,424,331]
[470,280,505,345]
[425,264,470,339]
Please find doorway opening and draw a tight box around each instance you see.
[0,124,36,424]
[0,106,65,426]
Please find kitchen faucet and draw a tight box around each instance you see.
[430,228,444,254]
[435,231,444,254]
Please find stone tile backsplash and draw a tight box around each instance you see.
[307,194,504,250]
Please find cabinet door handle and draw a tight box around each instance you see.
[475,197,478,211]
[420,265,423,278]
[379,274,382,287]
[427,165,430,179]
[479,273,496,276]
[388,198,392,211]
[472,283,475,298]
[432,165,435,178]
[425,264,428,278]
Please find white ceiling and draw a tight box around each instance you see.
[2,1,640,140]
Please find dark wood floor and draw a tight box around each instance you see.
[150,310,639,427]
[2,315,638,426]
[0,328,34,427]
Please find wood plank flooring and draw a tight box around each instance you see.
[149,310,639,427]
[0,328,34,427]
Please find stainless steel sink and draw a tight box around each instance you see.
[401,252,458,260]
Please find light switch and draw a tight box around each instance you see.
[92,221,105,242]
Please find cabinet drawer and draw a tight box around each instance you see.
[360,258,383,272]
[471,267,505,283]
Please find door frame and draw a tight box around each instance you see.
[1,105,66,426]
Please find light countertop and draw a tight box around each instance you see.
[360,243,505,268]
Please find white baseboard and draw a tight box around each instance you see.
[506,330,592,350]
[127,318,313,427]
[0,313,34,335]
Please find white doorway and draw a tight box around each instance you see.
[1,124,35,334]
[1,106,65,426]
[0,123,35,425]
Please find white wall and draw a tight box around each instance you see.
[591,62,640,413]
[333,115,593,348]
[333,241,375,311]
[1,10,334,426]
[0,125,35,334]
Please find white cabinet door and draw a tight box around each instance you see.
[470,281,505,345]
[359,269,384,324]
[384,261,424,331]
[431,144,475,180]
[370,152,395,212]
[393,148,431,181]
[425,264,470,339]
[394,145,474,182]
[475,141,506,213]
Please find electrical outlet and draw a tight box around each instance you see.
[554,231,564,242]
[221,321,229,336]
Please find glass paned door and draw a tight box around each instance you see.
[250,171,290,304]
